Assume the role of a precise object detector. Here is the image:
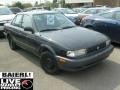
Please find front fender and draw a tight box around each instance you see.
[39,44,56,56]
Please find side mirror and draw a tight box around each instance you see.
[24,27,34,34]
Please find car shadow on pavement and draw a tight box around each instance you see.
[55,60,120,90]
[15,48,120,90]
[112,43,120,49]
[15,49,41,67]
[0,38,7,43]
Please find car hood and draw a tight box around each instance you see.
[78,13,92,17]
[0,14,15,21]
[40,27,108,50]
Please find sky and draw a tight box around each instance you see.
[0,0,52,5]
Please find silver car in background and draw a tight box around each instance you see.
[0,6,15,38]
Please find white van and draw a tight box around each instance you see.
[0,6,15,37]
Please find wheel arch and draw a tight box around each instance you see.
[85,25,94,28]
[39,44,56,56]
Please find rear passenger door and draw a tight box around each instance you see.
[10,14,24,45]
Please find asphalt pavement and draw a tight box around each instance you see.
[0,39,120,90]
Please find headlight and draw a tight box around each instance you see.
[106,40,111,46]
[67,49,87,57]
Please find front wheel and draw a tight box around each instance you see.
[40,51,60,75]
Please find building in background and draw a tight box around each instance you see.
[65,0,93,7]
[94,0,120,7]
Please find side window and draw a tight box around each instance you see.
[84,9,96,14]
[12,15,23,27]
[115,11,120,20]
[100,12,113,19]
[22,15,32,28]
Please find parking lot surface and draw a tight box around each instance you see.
[0,39,120,90]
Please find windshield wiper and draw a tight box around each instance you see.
[40,28,61,32]
[62,26,76,29]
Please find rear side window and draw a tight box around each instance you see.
[21,15,32,28]
[12,15,23,27]
[100,12,113,19]
[115,11,120,20]
[84,9,97,14]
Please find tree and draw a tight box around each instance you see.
[60,0,65,7]
[44,1,52,9]
[23,3,32,8]
[12,2,24,9]
[0,4,3,6]
[34,1,38,6]
[53,0,58,8]
[53,0,57,3]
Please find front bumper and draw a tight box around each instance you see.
[56,45,113,71]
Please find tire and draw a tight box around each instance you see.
[40,51,60,75]
[0,31,5,38]
[86,26,94,30]
[8,35,18,50]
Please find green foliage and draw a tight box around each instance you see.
[12,2,24,9]
[34,1,38,7]
[53,0,57,3]
[60,0,65,7]
[23,3,32,8]
[12,2,32,9]
[0,4,3,6]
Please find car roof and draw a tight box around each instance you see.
[18,10,57,15]
[0,6,8,8]
[100,7,120,13]
[53,8,70,10]
[86,7,109,10]
[82,7,109,13]
[110,7,120,11]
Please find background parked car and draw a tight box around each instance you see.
[10,7,22,14]
[52,8,80,25]
[23,7,43,12]
[81,8,120,43]
[78,7,110,22]
[0,6,15,38]
[72,8,87,13]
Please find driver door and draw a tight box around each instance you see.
[20,15,39,53]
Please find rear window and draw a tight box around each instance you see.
[99,12,113,19]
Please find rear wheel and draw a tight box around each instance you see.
[8,35,18,50]
[40,51,60,75]
[0,31,5,38]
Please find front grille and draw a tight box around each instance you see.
[87,42,106,54]
[0,23,4,26]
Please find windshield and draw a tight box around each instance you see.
[33,13,76,32]
[0,7,13,15]
[74,8,87,13]
[60,9,76,14]
[97,8,110,13]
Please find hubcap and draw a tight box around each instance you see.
[43,56,55,71]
